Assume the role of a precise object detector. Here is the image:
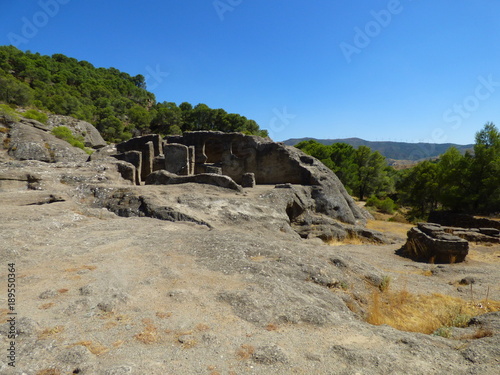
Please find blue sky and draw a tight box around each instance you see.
[2,0,500,144]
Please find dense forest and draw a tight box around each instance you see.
[0,46,268,142]
[296,123,500,219]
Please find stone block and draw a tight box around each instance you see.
[112,151,142,185]
[401,223,469,263]
[241,173,256,188]
[153,155,165,172]
[164,143,189,175]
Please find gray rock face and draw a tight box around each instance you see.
[163,143,190,175]
[7,123,88,163]
[47,114,107,149]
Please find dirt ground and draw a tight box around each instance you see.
[0,182,499,374]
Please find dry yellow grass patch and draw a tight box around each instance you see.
[112,340,124,348]
[366,289,500,334]
[327,236,365,246]
[250,255,280,262]
[135,319,159,344]
[38,302,55,310]
[36,369,61,375]
[236,344,255,360]
[195,323,210,331]
[265,323,279,331]
[72,340,109,356]
[38,325,65,340]
[366,219,413,238]
[156,311,172,319]
[64,265,97,272]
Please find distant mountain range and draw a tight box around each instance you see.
[282,137,474,162]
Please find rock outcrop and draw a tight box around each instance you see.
[7,123,89,163]
[146,170,244,192]
[401,223,469,263]
[429,211,500,230]
[47,114,107,149]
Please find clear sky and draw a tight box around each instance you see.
[2,0,500,144]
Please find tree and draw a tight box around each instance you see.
[354,146,388,200]
[127,105,151,133]
[397,160,439,220]
[151,102,182,135]
[469,123,500,212]
[0,75,32,105]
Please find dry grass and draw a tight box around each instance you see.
[195,323,210,332]
[38,302,55,310]
[366,288,500,334]
[36,370,61,375]
[38,326,65,340]
[366,219,413,238]
[236,344,255,360]
[134,319,159,344]
[327,235,365,246]
[265,323,279,331]
[156,311,172,319]
[112,340,124,348]
[72,340,109,356]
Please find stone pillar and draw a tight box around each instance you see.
[188,146,195,175]
[140,141,154,181]
[241,173,256,188]
[164,143,189,175]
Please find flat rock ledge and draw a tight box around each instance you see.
[400,223,469,263]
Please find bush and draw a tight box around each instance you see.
[51,126,92,154]
[23,109,48,124]
[0,104,19,124]
[366,195,397,215]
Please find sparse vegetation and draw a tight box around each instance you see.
[71,341,109,356]
[51,126,93,154]
[366,286,500,335]
[134,319,159,344]
[236,344,255,360]
[23,108,48,124]
[36,369,61,375]
[0,104,19,124]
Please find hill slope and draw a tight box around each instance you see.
[0,46,267,142]
[283,137,473,161]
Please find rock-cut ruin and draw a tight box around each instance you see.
[102,131,384,242]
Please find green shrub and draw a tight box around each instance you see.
[51,126,92,154]
[366,195,397,215]
[0,104,19,124]
[23,109,48,124]
[366,195,381,208]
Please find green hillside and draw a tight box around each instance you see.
[0,46,268,142]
